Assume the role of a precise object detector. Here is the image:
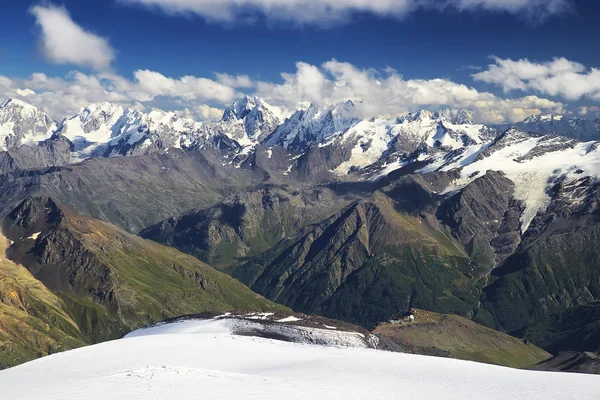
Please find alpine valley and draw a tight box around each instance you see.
[2,95,600,372]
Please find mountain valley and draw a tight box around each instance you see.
[2,95,600,371]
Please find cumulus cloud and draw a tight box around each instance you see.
[0,76,11,88]
[189,104,225,121]
[254,60,563,123]
[30,4,115,70]
[578,106,599,117]
[15,89,36,97]
[131,70,239,103]
[121,0,571,25]
[0,59,566,124]
[215,73,254,88]
[0,69,241,120]
[473,57,600,101]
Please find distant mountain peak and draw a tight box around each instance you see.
[0,98,56,151]
[220,96,283,144]
[523,113,565,123]
[435,108,475,125]
[1,98,36,109]
[222,95,259,122]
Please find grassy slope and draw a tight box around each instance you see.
[375,309,551,368]
[234,193,479,328]
[1,198,288,368]
[317,194,480,328]
[54,210,288,342]
[0,233,87,369]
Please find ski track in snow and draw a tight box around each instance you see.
[1,319,599,400]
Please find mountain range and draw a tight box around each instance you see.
[2,95,600,369]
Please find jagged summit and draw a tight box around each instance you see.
[1,98,38,110]
[522,113,564,123]
[0,98,56,151]
[222,95,261,121]
[435,108,475,125]
[219,96,283,144]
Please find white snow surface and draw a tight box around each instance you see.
[1,318,599,400]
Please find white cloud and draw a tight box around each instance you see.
[0,69,241,120]
[132,70,240,103]
[0,59,564,124]
[578,106,599,117]
[215,73,254,88]
[30,4,115,70]
[474,57,600,101]
[15,89,36,97]
[190,104,225,121]
[0,76,12,88]
[121,0,570,25]
[255,60,563,123]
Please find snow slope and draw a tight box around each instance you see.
[1,318,598,400]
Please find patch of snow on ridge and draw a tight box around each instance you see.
[246,312,275,320]
[1,318,598,400]
[27,232,41,240]
[276,316,303,323]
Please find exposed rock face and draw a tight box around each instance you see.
[437,171,516,269]
[531,352,600,375]
[0,134,73,174]
[479,178,600,345]
[0,148,264,233]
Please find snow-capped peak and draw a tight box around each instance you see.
[265,100,360,150]
[1,98,37,111]
[218,96,283,144]
[0,98,56,151]
[222,95,259,122]
[413,109,434,121]
[435,108,475,125]
[522,113,565,124]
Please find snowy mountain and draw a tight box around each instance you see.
[0,316,597,400]
[269,104,495,178]
[218,96,284,145]
[5,97,600,373]
[56,102,209,160]
[499,113,600,141]
[4,97,600,235]
[416,128,596,232]
[0,99,56,151]
[434,108,475,125]
[0,97,287,164]
[265,100,360,150]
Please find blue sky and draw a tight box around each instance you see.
[0,0,599,122]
